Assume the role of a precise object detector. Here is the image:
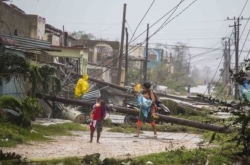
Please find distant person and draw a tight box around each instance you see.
[207,83,211,96]
[134,82,157,138]
[74,73,89,98]
[89,97,107,143]
[134,82,141,92]
[187,85,191,97]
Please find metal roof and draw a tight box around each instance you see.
[0,33,51,51]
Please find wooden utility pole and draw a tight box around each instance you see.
[143,23,149,82]
[228,16,248,100]
[117,4,126,86]
[125,28,129,86]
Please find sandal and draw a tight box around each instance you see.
[154,134,157,138]
[134,135,139,137]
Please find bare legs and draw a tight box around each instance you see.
[89,129,101,143]
[134,124,142,137]
[151,124,157,137]
[97,131,101,143]
[134,121,157,137]
[89,129,94,143]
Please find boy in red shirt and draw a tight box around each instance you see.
[89,97,107,143]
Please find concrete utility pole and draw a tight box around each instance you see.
[228,16,248,100]
[222,40,228,83]
[143,23,149,82]
[117,4,126,86]
[228,39,231,95]
[125,28,129,86]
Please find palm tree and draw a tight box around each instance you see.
[0,95,42,128]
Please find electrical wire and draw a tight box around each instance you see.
[94,22,122,33]
[215,14,250,100]
[153,0,184,35]
[202,29,235,96]
[60,0,205,94]
[240,28,250,58]
[246,48,250,59]
[83,0,215,77]
[80,0,166,75]
[129,0,186,44]
[129,0,155,42]
[239,0,249,17]
[148,0,198,40]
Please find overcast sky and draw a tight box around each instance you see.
[9,0,250,79]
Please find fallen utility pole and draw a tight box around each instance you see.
[36,93,93,106]
[107,91,210,111]
[36,93,232,133]
[110,105,232,133]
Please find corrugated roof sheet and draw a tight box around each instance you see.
[0,33,51,50]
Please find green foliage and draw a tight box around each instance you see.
[0,53,61,97]
[69,30,96,40]
[107,123,208,134]
[203,131,235,145]
[146,62,170,85]
[5,148,235,165]
[103,118,113,127]
[0,108,7,122]
[213,82,228,99]
[163,73,191,92]
[0,122,47,147]
[201,62,250,162]
[82,153,101,165]
[32,122,88,136]
[38,65,61,94]
[29,64,61,97]
[0,95,42,128]
[0,122,88,147]
[133,147,232,165]
[27,157,83,165]
[29,64,43,97]
[107,123,137,133]
[0,150,24,165]
[21,97,43,125]
[0,95,22,114]
[172,42,189,73]
[0,53,30,84]
[127,68,140,84]
[230,113,250,156]
[161,99,206,116]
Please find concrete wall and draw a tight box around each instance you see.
[87,65,111,82]
[44,34,60,46]
[37,16,46,39]
[128,45,145,68]
[0,2,44,39]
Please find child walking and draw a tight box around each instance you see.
[89,97,107,143]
